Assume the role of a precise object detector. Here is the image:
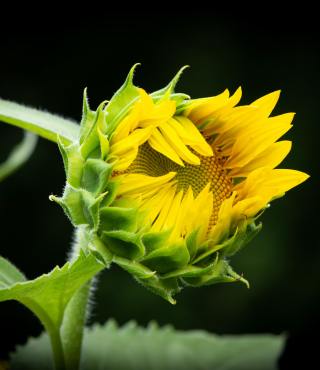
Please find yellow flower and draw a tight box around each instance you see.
[54,66,309,303]
[109,84,308,250]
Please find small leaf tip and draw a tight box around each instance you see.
[127,63,141,85]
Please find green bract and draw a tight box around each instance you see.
[50,66,261,303]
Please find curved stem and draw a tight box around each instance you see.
[60,226,94,370]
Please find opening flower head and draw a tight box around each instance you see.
[53,65,309,303]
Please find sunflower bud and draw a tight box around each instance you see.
[51,65,309,303]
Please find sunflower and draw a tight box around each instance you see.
[54,66,309,303]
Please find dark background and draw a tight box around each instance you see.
[0,12,318,369]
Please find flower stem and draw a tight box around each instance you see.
[50,328,66,370]
[22,297,66,370]
[60,226,93,370]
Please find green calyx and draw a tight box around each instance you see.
[50,65,262,303]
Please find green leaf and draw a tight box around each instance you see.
[0,132,37,182]
[0,250,103,332]
[0,98,79,143]
[11,320,285,370]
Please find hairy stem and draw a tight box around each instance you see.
[50,328,67,370]
[21,298,66,370]
[60,226,93,370]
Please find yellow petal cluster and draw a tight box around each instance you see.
[110,86,308,247]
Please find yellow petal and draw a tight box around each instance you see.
[232,196,265,220]
[209,192,236,244]
[139,183,176,225]
[207,91,280,147]
[166,190,184,241]
[225,113,294,168]
[230,141,292,177]
[209,105,259,144]
[235,167,309,208]
[185,89,230,121]
[262,169,310,193]
[187,88,242,127]
[112,147,138,171]
[148,128,184,166]
[111,127,153,156]
[159,121,201,165]
[152,186,177,232]
[193,183,214,242]
[179,187,195,235]
[250,90,281,117]
[224,87,242,109]
[111,101,141,143]
[173,116,213,156]
[140,99,176,126]
[117,172,176,196]
[111,88,175,143]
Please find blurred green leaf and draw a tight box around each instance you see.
[0,256,26,288]
[0,132,37,182]
[11,320,284,370]
[0,98,79,143]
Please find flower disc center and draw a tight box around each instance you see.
[126,142,232,226]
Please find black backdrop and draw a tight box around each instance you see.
[0,12,319,369]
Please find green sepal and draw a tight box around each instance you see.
[113,256,156,280]
[193,220,262,263]
[186,229,199,261]
[183,259,249,288]
[151,66,190,102]
[88,234,113,267]
[99,206,138,232]
[142,242,190,274]
[170,93,190,106]
[193,231,239,264]
[175,100,192,115]
[97,128,110,160]
[105,64,141,136]
[80,101,108,160]
[100,230,145,260]
[50,185,105,229]
[160,261,217,280]
[57,136,69,176]
[222,221,262,257]
[135,276,180,304]
[81,159,113,196]
[79,88,96,144]
[141,229,171,253]
[57,139,84,188]
[153,93,190,107]
[100,180,119,207]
